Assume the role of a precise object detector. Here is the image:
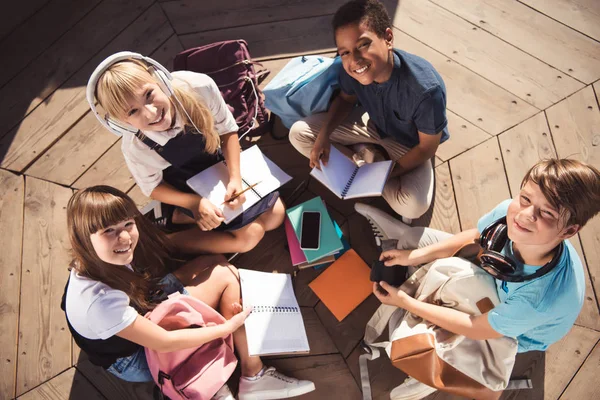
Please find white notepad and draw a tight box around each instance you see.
[310,146,394,199]
[186,145,292,223]
[239,269,310,356]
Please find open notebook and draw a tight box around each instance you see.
[310,146,393,199]
[186,145,292,223]
[239,269,310,356]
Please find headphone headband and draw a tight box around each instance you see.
[86,51,174,137]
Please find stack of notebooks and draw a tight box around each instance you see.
[285,197,347,269]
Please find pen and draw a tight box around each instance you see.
[221,181,262,205]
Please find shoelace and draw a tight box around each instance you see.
[367,220,383,238]
[266,369,295,383]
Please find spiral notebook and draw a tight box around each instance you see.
[310,146,393,199]
[186,145,291,223]
[239,269,310,356]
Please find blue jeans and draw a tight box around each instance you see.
[106,273,190,382]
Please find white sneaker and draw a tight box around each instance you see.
[354,203,409,246]
[238,366,316,400]
[212,384,235,400]
[390,377,437,400]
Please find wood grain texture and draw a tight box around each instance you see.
[569,235,600,331]
[436,111,492,162]
[17,367,105,400]
[450,138,511,230]
[75,359,154,400]
[17,177,72,396]
[161,0,347,35]
[520,0,600,42]
[0,170,24,400]
[392,0,584,109]
[430,162,461,235]
[498,112,557,197]
[394,29,539,136]
[559,338,600,400]
[72,141,134,192]
[0,0,49,41]
[0,4,172,172]
[126,185,152,211]
[431,0,600,84]
[0,0,103,88]
[180,15,336,60]
[0,0,153,141]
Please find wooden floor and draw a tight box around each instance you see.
[1,0,599,399]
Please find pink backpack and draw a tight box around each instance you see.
[145,293,237,399]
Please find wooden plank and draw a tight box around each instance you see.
[392,0,584,109]
[559,339,600,400]
[437,111,492,162]
[0,4,173,172]
[520,0,600,43]
[72,141,135,192]
[0,0,153,141]
[161,0,347,35]
[17,367,105,400]
[430,162,461,235]
[269,354,362,400]
[570,234,600,331]
[75,359,154,400]
[449,138,511,230]
[17,177,73,396]
[394,29,539,136]
[546,86,600,304]
[0,0,49,41]
[594,81,600,107]
[431,0,600,84]
[25,34,182,185]
[0,0,103,88]
[0,170,24,400]
[127,185,152,211]
[180,15,336,60]
[498,112,557,197]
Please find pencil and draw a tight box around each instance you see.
[221,181,262,205]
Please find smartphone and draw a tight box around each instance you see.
[300,211,321,250]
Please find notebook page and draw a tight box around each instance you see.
[309,146,355,197]
[240,145,292,197]
[345,159,393,199]
[239,269,309,356]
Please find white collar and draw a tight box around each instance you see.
[140,111,184,146]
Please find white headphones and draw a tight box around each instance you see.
[86,51,175,137]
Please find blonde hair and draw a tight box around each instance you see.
[521,159,600,228]
[95,59,220,154]
[67,186,176,312]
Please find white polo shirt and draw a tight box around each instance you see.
[121,71,239,196]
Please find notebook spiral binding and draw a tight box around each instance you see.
[340,166,360,199]
[253,305,299,313]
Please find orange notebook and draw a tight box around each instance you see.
[309,249,372,321]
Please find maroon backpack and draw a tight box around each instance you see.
[173,40,270,138]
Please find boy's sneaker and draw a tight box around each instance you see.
[354,203,408,245]
[390,377,437,400]
[238,366,315,400]
[212,384,235,400]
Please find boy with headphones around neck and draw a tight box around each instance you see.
[356,158,600,399]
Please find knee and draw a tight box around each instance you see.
[289,120,315,156]
[236,223,265,253]
[268,199,286,228]
[386,186,430,220]
[214,263,239,287]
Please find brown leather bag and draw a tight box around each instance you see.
[360,257,518,400]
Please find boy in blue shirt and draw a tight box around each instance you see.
[289,0,449,221]
[355,158,600,399]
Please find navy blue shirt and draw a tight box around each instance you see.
[339,49,449,148]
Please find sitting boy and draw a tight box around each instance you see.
[289,0,449,221]
[355,158,600,399]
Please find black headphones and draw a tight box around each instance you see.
[478,217,563,283]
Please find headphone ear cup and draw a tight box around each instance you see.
[488,224,508,252]
[149,66,174,96]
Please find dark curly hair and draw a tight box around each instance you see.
[332,0,392,38]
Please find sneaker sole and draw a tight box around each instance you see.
[238,382,316,400]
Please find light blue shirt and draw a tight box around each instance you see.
[477,200,585,352]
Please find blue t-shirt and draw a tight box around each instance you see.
[477,200,585,352]
[339,49,449,148]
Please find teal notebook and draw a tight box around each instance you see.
[286,197,343,263]
[313,221,350,270]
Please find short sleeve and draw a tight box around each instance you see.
[413,86,447,135]
[123,152,164,197]
[477,199,511,233]
[487,294,552,337]
[87,290,138,340]
[338,68,356,96]
[202,76,239,135]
